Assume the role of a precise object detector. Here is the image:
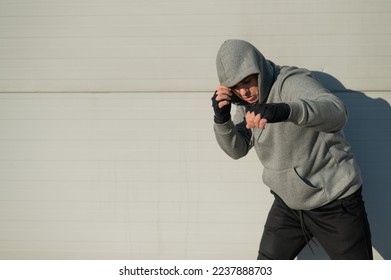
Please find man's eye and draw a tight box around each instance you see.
[242,79,250,85]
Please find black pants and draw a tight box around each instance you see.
[258,188,373,260]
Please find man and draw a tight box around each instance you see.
[211,39,372,260]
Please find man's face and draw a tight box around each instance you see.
[231,74,259,104]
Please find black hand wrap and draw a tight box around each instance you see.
[248,103,291,123]
[211,91,231,124]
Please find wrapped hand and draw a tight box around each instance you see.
[211,87,232,124]
[248,103,290,123]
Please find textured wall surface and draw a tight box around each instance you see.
[0,0,390,259]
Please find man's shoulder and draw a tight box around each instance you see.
[279,65,311,78]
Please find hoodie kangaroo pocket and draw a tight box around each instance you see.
[263,168,326,210]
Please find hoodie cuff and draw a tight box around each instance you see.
[213,119,235,135]
[285,101,302,123]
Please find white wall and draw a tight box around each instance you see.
[0,92,270,259]
[0,0,390,259]
[1,0,390,92]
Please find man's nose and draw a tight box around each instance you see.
[239,88,249,96]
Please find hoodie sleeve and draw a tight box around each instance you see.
[283,72,348,133]
[213,106,253,160]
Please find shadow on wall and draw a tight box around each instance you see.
[298,72,391,260]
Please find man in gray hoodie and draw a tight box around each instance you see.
[212,39,372,259]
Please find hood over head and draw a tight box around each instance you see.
[216,39,277,104]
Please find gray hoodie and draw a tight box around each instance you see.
[214,39,362,210]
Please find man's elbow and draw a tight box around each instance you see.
[222,148,248,160]
[327,109,348,133]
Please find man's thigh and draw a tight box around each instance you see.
[258,197,308,260]
[305,189,373,260]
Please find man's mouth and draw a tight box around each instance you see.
[245,96,257,103]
